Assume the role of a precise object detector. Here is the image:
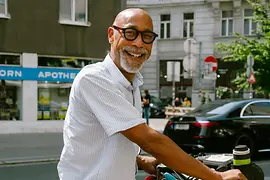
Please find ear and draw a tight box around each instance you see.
[108,27,114,44]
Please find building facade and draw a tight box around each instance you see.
[0,0,126,133]
[127,0,268,106]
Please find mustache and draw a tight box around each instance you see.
[122,46,148,54]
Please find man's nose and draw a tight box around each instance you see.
[132,33,144,48]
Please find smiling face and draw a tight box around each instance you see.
[108,9,154,74]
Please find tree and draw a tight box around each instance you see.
[215,0,270,95]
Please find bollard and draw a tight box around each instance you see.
[231,145,264,180]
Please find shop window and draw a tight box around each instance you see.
[0,55,21,121]
[38,56,101,68]
[0,80,21,120]
[159,60,192,101]
[37,56,101,120]
[38,83,71,120]
[0,55,20,65]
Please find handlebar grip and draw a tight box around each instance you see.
[163,172,177,180]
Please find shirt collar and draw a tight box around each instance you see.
[103,54,143,90]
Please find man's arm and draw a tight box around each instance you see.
[121,123,222,180]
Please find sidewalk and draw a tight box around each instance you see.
[0,118,168,164]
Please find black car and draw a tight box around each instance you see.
[142,96,167,118]
[149,96,167,118]
[163,99,270,157]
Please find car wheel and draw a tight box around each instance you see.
[234,133,256,158]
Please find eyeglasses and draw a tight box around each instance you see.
[112,25,158,44]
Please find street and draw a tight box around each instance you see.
[0,161,149,180]
[0,119,270,179]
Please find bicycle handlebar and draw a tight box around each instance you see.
[145,152,264,180]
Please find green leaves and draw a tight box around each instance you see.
[215,0,270,93]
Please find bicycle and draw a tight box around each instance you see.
[144,145,264,180]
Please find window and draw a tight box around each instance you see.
[0,0,8,18]
[159,60,191,99]
[221,11,233,36]
[0,55,21,121]
[59,0,89,26]
[183,13,194,38]
[160,14,170,39]
[243,106,253,116]
[0,55,20,65]
[247,102,270,116]
[38,57,101,68]
[227,108,241,118]
[38,85,71,120]
[244,9,257,35]
[0,80,21,121]
[37,56,101,120]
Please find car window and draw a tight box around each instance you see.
[150,96,165,106]
[207,102,239,115]
[243,106,253,116]
[227,108,242,118]
[247,102,270,116]
[188,100,240,115]
[190,101,228,114]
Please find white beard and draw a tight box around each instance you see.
[119,47,148,73]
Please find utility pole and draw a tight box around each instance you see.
[172,61,175,106]
[167,61,180,106]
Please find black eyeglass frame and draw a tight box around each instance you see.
[112,25,158,44]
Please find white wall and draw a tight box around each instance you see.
[21,53,38,122]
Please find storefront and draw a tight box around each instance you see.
[0,53,101,134]
[159,60,193,102]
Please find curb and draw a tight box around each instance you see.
[0,156,59,166]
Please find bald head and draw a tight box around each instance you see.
[108,8,155,79]
[113,8,153,30]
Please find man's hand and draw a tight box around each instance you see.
[137,155,160,175]
[216,169,248,180]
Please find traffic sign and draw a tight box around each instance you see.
[248,73,256,84]
[183,38,197,54]
[167,61,181,82]
[246,67,254,77]
[183,54,196,72]
[246,55,254,77]
[247,54,254,66]
[204,56,218,72]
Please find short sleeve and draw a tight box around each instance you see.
[78,73,145,136]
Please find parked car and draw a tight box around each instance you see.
[149,96,167,118]
[163,99,270,157]
[142,96,167,118]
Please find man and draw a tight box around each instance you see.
[57,8,247,180]
[174,97,181,107]
[142,89,151,124]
